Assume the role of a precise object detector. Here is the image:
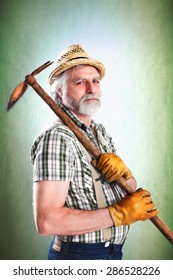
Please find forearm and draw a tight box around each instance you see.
[35,206,113,236]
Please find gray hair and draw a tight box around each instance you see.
[50,72,68,104]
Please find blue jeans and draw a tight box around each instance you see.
[48,239,123,260]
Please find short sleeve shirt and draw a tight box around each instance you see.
[31,105,129,244]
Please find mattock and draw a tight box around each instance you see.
[7,61,173,245]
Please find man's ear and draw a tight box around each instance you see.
[57,88,62,97]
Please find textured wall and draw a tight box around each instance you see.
[0,0,173,259]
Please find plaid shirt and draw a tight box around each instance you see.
[31,105,129,244]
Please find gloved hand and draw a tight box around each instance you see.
[108,188,159,226]
[94,153,132,183]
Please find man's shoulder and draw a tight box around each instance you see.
[36,119,77,141]
[50,120,77,138]
[31,119,76,150]
[30,119,78,164]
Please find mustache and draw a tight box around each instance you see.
[80,93,101,102]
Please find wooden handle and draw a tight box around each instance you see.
[25,74,173,244]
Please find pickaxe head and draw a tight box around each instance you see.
[7,61,53,111]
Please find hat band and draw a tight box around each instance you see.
[58,56,89,64]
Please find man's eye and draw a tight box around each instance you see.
[76,81,85,85]
[93,79,100,84]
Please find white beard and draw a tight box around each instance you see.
[63,93,101,116]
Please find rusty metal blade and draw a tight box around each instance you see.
[31,61,54,76]
[7,81,28,111]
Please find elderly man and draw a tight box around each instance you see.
[31,44,158,260]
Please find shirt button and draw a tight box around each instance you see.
[104,241,110,247]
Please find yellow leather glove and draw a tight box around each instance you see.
[95,153,132,183]
[108,188,159,226]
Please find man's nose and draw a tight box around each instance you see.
[86,81,95,94]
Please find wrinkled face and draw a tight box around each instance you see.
[58,65,101,116]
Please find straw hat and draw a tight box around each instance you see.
[49,44,105,84]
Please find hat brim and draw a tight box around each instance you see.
[49,57,105,84]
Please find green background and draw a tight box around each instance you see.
[1,0,173,260]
